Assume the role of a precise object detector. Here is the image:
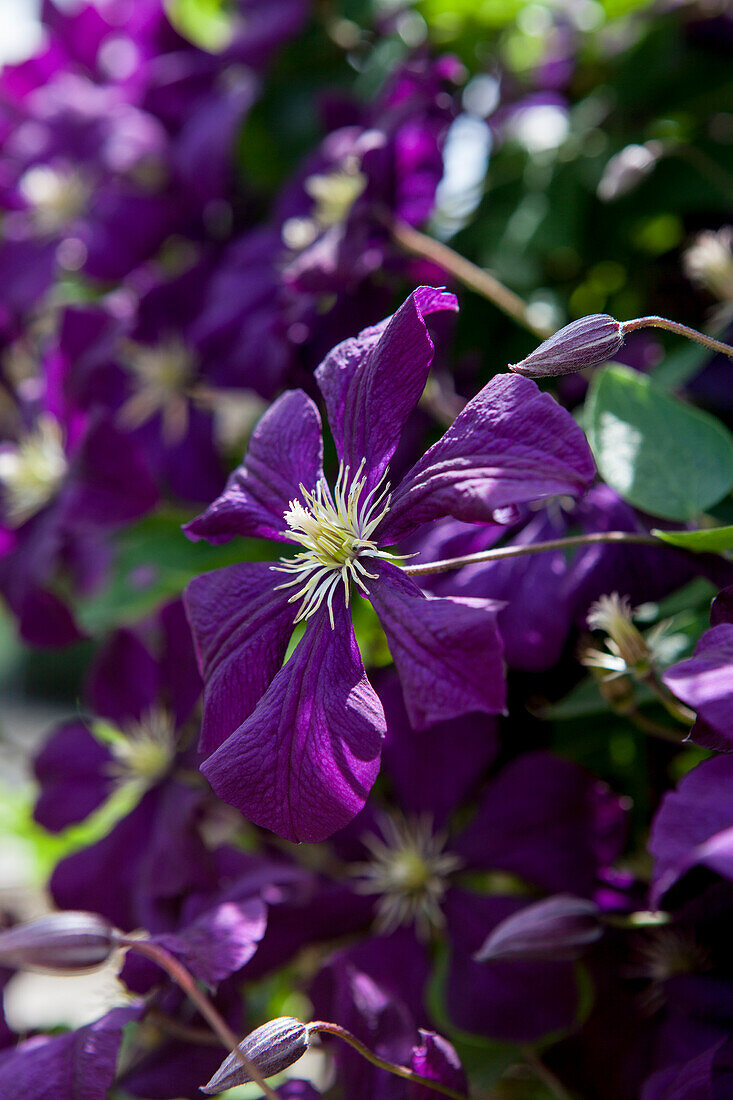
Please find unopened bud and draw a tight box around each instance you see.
[473,895,602,964]
[201,1017,309,1095]
[0,911,117,972]
[509,315,624,378]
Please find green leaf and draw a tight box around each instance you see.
[586,364,733,521]
[651,525,733,552]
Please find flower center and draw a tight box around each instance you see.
[107,706,177,786]
[119,337,197,444]
[0,416,67,526]
[281,159,367,252]
[19,164,91,235]
[273,461,392,628]
[352,813,463,937]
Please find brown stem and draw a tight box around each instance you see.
[308,1022,471,1100]
[120,938,280,1100]
[401,531,659,577]
[622,316,733,360]
[389,218,552,339]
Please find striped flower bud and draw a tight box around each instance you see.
[0,911,117,972]
[201,1017,309,1095]
[473,895,602,964]
[509,314,624,378]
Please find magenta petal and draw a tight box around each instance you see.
[381,374,596,543]
[314,287,457,496]
[185,563,297,756]
[368,561,506,728]
[201,602,385,843]
[184,390,323,545]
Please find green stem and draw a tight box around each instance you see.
[120,938,280,1100]
[401,531,659,577]
[308,1022,472,1100]
[389,218,552,339]
[622,316,733,360]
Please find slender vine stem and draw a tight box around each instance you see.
[119,938,280,1100]
[622,316,733,360]
[401,531,659,577]
[389,217,552,339]
[308,1022,472,1100]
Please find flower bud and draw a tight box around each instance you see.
[0,911,117,972]
[201,1017,309,1095]
[509,315,624,378]
[473,895,602,964]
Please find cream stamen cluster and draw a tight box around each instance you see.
[273,460,393,628]
[0,416,67,526]
[353,813,463,937]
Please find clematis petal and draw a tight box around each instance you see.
[201,601,385,843]
[453,752,627,896]
[648,755,733,906]
[314,287,457,497]
[662,623,733,753]
[185,562,297,756]
[367,561,506,729]
[0,1005,143,1100]
[380,373,595,543]
[86,628,158,727]
[184,390,324,545]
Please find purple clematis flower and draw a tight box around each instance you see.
[183,287,595,842]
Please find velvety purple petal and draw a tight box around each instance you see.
[63,416,159,527]
[649,756,733,906]
[641,1040,725,1100]
[378,671,499,827]
[184,390,323,545]
[663,625,733,752]
[150,896,267,986]
[185,562,297,756]
[86,628,158,726]
[368,561,506,729]
[381,374,595,543]
[314,287,457,497]
[445,890,580,1043]
[33,720,113,832]
[454,752,627,895]
[51,782,213,933]
[0,1004,141,1100]
[159,598,202,726]
[15,585,86,647]
[413,513,573,671]
[309,943,418,1099]
[201,601,385,843]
